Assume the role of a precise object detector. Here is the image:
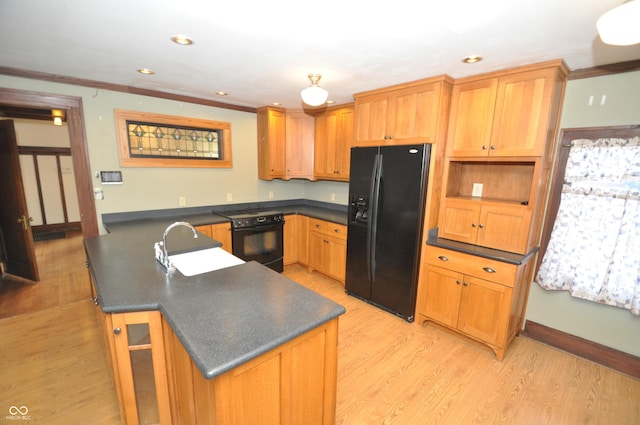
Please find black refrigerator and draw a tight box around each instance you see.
[345,144,430,322]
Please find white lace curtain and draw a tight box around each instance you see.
[535,136,640,316]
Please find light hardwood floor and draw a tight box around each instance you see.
[1,232,638,424]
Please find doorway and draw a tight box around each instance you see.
[0,88,97,311]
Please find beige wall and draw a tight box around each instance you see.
[525,70,640,357]
[0,75,348,234]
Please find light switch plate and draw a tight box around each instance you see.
[472,183,483,197]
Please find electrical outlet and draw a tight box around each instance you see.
[268,191,274,199]
[179,196,186,206]
[330,193,336,201]
[227,193,233,202]
[472,183,483,197]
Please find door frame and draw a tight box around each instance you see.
[0,88,98,238]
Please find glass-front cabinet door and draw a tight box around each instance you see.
[110,311,171,425]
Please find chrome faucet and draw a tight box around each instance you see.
[155,221,198,272]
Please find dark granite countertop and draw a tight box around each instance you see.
[85,219,346,379]
[102,199,349,232]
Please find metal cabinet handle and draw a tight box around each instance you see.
[92,297,99,306]
[437,255,449,261]
[482,145,488,150]
[483,267,496,273]
[113,327,122,335]
[334,228,341,233]
[315,224,321,228]
[478,224,484,229]
[490,145,496,150]
[463,281,469,286]
[471,223,477,228]
[456,280,461,285]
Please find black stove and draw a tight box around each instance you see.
[218,210,285,229]
[215,210,285,272]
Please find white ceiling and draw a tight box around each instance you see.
[1,0,639,110]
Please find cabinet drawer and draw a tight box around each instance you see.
[424,246,517,287]
[309,218,347,240]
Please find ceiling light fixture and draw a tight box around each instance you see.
[52,109,64,125]
[53,117,62,126]
[597,0,640,46]
[300,74,328,106]
[215,91,228,96]
[462,55,483,64]
[171,35,194,45]
[137,68,155,75]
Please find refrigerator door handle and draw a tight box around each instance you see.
[368,153,382,282]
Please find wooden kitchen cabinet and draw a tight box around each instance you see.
[257,106,286,180]
[416,245,534,360]
[164,315,339,425]
[308,218,347,284]
[314,104,354,181]
[353,76,452,146]
[195,222,232,254]
[447,62,567,158]
[284,214,309,266]
[285,111,314,178]
[439,198,532,254]
[108,310,172,425]
[257,106,314,180]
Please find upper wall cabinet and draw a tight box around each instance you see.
[257,107,314,180]
[446,61,569,159]
[314,104,354,181]
[353,76,453,146]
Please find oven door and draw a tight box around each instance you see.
[231,222,284,272]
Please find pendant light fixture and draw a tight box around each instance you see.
[597,0,640,46]
[300,74,328,106]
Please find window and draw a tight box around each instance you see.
[115,110,232,168]
[535,126,640,316]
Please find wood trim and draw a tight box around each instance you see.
[0,87,99,237]
[18,146,72,155]
[0,65,257,114]
[521,320,640,379]
[32,222,81,234]
[114,109,233,168]
[568,59,640,80]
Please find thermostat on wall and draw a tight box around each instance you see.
[100,171,123,184]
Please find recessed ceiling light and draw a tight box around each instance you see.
[216,91,228,96]
[272,102,281,106]
[137,68,155,75]
[171,35,194,45]
[326,100,335,104]
[462,55,483,64]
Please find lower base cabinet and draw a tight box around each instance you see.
[416,245,535,360]
[194,223,232,254]
[307,218,347,284]
[163,317,339,425]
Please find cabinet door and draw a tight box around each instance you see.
[110,311,172,425]
[326,237,347,284]
[335,107,354,178]
[421,265,463,328]
[438,198,480,244]
[354,92,390,146]
[389,82,440,144]
[447,78,498,157]
[285,111,314,178]
[296,215,309,265]
[308,231,326,272]
[283,214,298,265]
[211,222,232,254]
[195,224,212,238]
[257,107,286,180]
[490,68,556,157]
[477,204,532,254]
[457,275,512,347]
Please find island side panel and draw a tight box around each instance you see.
[164,316,339,425]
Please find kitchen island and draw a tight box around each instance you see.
[85,219,346,425]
